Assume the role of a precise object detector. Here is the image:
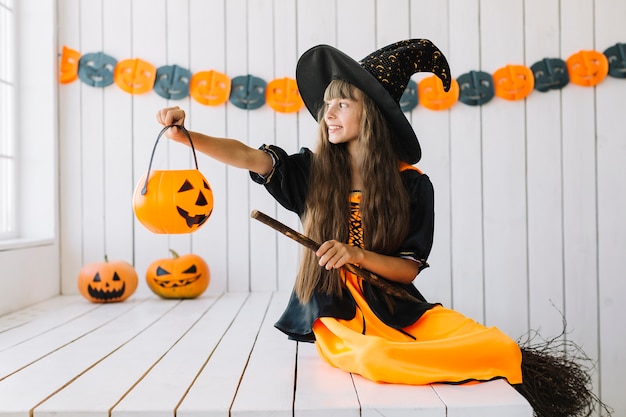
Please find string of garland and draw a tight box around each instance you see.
[59,42,626,113]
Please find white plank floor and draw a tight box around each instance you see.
[0,292,532,417]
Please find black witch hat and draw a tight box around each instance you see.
[296,39,451,164]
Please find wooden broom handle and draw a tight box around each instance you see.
[250,210,420,302]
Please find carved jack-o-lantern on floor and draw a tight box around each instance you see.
[78,256,138,303]
[146,249,210,299]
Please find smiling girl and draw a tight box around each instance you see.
[158,38,520,385]
[157,39,608,417]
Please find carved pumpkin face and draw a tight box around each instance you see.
[114,58,157,94]
[418,76,459,110]
[78,52,117,87]
[78,257,138,303]
[133,169,214,234]
[531,58,569,92]
[266,77,304,113]
[399,79,418,112]
[146,250,210,299]
[566,50,608,87]
[230,75,267,110]
[457,70,494,106]
[190,70,231,106]
[154,65,192,100]
[493,65,534,100]
[59,46,81,84]
[603,43,626,79]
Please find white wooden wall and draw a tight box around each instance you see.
[56,0,626,414]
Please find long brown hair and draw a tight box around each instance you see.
[294,79,411,303]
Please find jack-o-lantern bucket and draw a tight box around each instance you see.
[133,125,214,234]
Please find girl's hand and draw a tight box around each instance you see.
[156,106,188,144]
[316,240,364,270]
[316,239,420,285]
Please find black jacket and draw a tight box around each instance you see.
[250,144,439,341]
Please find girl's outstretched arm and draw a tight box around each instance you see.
[157,106,273,176]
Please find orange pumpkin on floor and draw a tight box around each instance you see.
[78,255,138,303]
[146,249,210,299]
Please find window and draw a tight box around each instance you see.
[0,0,15,239]
[0,0,57,313]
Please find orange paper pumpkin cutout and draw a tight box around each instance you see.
[77,256,138,303]
[418,76,459,110]
[493,65,534,101]
[190,70,231,106]
[59,46,81,84]
[566,50,609,87]
[266,77,304,113]
[146,249,210,299]
[114,58,157,94]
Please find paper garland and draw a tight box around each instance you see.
[59,42,626,113]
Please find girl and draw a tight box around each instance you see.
[157,39,607,416]
[157,38,521,384]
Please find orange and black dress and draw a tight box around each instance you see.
[250,144,522,385]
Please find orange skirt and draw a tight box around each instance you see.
[312,272,523,385]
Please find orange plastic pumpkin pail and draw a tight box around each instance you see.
[133,125,214,234]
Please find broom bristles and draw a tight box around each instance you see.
[514,328,613,417]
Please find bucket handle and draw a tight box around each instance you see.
[141,125,199,196]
